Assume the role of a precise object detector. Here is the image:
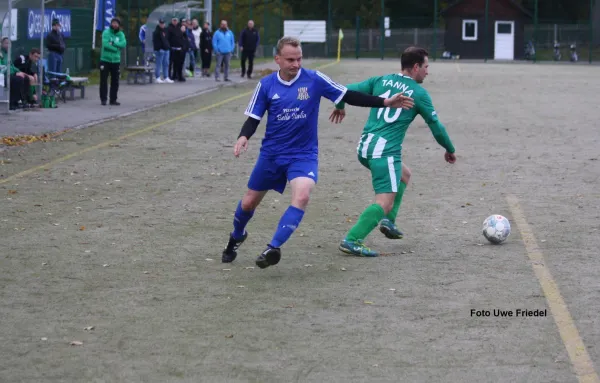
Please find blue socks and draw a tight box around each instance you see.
[232,201,254,240]
[269,206,305,248]
[231,202,305,249]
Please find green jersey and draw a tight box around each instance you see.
[100,28,127,64]
[336,73,455,159]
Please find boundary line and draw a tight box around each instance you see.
[506,194,600,383]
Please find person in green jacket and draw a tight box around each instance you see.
[100,17,127,106]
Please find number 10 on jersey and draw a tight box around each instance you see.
[377,90,402,123]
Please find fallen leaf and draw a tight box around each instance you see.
[70,341,83,346]
[7,190,17,194]
[364,301,374,305]
[2,133,56,147]
[79,226,85,231]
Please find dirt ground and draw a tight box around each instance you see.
[1,60,599,383]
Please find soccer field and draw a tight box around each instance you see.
[1,59,599,383]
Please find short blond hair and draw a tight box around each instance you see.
[276,36,301,55]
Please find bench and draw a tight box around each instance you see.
[63,77,89,100]
[126,66,154,85]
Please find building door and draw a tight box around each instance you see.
[494,21,515,60]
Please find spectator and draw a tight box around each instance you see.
[152,18,173,83]
[1,37,31,110]
[46,18,66,73]
[191,19,201,74]
[212,20,234,82]
[184,19,196,77]
[14,47,41,108]
[177,20,189,82]
[239,19,259,79]
[166,17,179,80]
[199,22,212,77]
[139,24,147,55]
[99,17,126,106]
[167,17,185,81]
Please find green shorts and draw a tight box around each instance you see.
[358,154,402,194]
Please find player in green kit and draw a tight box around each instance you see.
[329,47,457,257]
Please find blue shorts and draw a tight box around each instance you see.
[248,156,318,194]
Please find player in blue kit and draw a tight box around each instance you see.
[222,36,414,269]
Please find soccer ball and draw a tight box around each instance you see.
[482,214,511,244]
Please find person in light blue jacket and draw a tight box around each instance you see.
[212,20,235,82]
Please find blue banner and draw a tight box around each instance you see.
[96,0,117,31]
[27,9,71,40]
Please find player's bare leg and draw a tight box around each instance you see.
[380,163,411,239]
[222,189,268,263]
[339,193,396,257]
[256,177,315,269]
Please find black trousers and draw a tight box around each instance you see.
[9,74,31,107]
[172,50,185,81]
[99,61,120,102]
[169,49,179,79]
[241,50,255,77]
[201,50,212,69]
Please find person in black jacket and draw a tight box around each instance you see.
[239,20,259,79]
[199,22,212,77]
[46,18,66,73]
[166,17,181,80]
[166,18,187,81]
[152,19,173,83]
[13,48,41,107]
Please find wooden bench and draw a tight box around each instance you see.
[126,66,154,85]
[63,77,89,100]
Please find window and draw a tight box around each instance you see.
[497,22,512,34]
[462,19,478,41]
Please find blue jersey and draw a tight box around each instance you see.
[244,68,347,159]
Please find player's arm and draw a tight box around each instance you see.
[317,71,413,113]
[334,77,378,110]
[235,81,268,157]
[238,117,260,139]
[419,92,456,159]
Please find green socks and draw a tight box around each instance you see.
[346,204,385,242]
[386,181,407,223]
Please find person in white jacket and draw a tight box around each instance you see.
[191,19,202,74]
